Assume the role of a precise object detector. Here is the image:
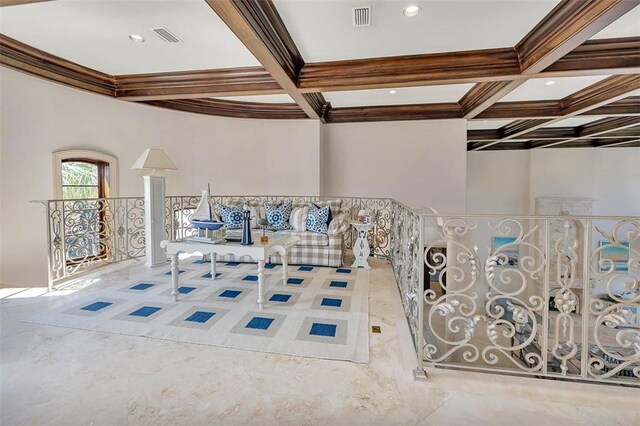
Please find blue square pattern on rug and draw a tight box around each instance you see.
[309,322,337,337]
[336,268,352,274]
[225,262,240,267]
[321,297,342,307]
[245,316,274,330]
[264,263,277,270]
[269,293,291,303]
[242,275,259,282]
[298,266,314,272]
[130,283,154,291]
[201,272,222,279]
[129,306,162,317]
[220,290,242,298]
[178,286,196,294]
[192,259,207,264]
[329,280,348,288]
[164,270,185,276]
[81,301,113,312]
[185,311,215,323]
[287,278,304,285]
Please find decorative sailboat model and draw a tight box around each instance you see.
[188,185,226,243]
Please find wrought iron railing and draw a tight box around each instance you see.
[418,214,639,386]
[38,196,639,386]
[40,195,392,287]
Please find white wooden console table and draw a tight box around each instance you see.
[160,236,300,309]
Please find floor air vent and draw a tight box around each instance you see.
[152,27,182,43]
[352,6,371,27]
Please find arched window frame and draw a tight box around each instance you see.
[52,150,118,199]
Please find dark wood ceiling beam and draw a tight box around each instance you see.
[326,103,462,123]
[0,34,115,96]
[473,75,640,150]
[0,0,51,6]
[298,48,522,93]
[543,37,640,76]
[205,0,324,120]
[515,0,638,74]
[115,68,283,100]
[594,138,640,148]
[561,74,640,115]
[141,98,308,120]
[534,116,640,149]
[460,80,527,119]
[476,96,640,120]
[465,1,638,120]
[469,122,640,142]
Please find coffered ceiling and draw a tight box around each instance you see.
[272,0,559,61]
[0,0,639,151]
[0,0,261,74]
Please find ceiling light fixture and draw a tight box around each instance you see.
[545,80,556,86]
[129,34,145,43]
[388,90,397,95]
[403,5,421,17]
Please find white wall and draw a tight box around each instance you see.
[0,68,321,286]
[467,148,640,216]
[466,151,530,214]
[320,120,467,213]
[530,148,640,216]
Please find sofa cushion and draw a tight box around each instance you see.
[264,201,293,230]
[216,203,244,229]
[306,203,330,234]
[289,206,308,231]
[275,230,329,247]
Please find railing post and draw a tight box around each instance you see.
[44,201,54,292]
[581,218,592,379]
[415,213,427,380]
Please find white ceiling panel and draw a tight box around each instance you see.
[273,0,560,62]
[467,120,513,130]
[324,83,475,108]
[544,116,607,128]
[500,76,610,102]
[591,5,640,39]
[0,0,260,75]
[212,94,295,103]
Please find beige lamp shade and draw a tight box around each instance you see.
[131,148,178,173]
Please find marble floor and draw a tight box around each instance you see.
[1,258,638,425]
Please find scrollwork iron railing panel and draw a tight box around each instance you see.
[390,200,423,353]
[43,197,146,286]
[43,195,392,288]
[420,214,639,386]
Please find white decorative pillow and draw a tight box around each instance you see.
[289,206,308,231]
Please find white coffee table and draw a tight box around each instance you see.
[160,235,300,309]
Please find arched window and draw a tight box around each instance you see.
[61,159,108,199]
[52,150,118,263]
[52,150,118,198]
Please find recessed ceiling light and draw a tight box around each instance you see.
[129,34,145,43]
[388,90,397,95]
[403,5,422,17]
[545,80,556,86]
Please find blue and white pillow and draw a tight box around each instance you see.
[216,203,244,229]
[264,201,292,230]
[306,203,330,234]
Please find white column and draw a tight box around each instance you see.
[144,175,167,267]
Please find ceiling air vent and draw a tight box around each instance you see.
[152,27,182,43]
[352,6,371,27]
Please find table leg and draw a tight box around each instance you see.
[281,249,289,285]
[257,260,266,310]
[210,252,217,280]
[171,253,180,302]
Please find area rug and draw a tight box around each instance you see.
[25,259,370,363]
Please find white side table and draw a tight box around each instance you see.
[351,221,372,269]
